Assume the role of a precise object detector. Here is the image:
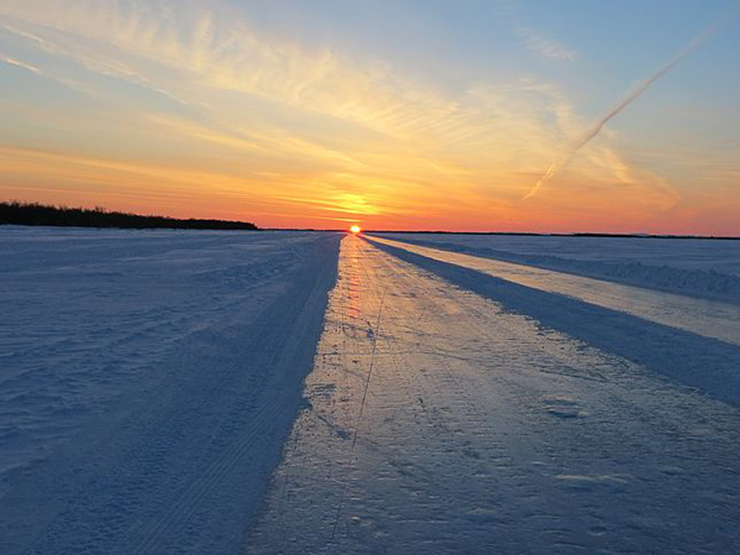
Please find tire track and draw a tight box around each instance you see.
[131,237,338,555]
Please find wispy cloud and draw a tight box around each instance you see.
[0,0,682,229]
[1,54,42,73]
[0,1,579,145]
[523,9,738,200]
[517,27,577,62]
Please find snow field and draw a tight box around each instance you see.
[3,227,740,554]
[0,227,339,554]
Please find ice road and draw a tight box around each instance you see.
[2,228,740,554]
[249,235,740,555]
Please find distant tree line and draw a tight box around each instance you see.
[0,201,259,230]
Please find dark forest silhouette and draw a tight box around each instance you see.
[0,201,258,230]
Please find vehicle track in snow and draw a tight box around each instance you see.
[246,235,740,555]
[0,232,339,555]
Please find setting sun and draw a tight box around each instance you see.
[3,2,740,553]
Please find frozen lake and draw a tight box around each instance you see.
[2,227,739,554]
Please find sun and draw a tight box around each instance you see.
[350,225,362,234]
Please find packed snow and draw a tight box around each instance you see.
[250,236,740,554]
[368,235,740,408]
[367,236,740,348]
[0,226,339,554]
[2,227,740,554]
[378,233,740,304]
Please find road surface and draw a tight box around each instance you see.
[368,235,740,347]
[2,229,740,554]
[247,234,740,555]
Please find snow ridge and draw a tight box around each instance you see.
[370,238,740,408]
[379,236,740,304]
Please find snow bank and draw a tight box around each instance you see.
[379,234,740,304]
[370,238,740,408]
[0,226,339,555]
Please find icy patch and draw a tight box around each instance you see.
[246,235,740,554]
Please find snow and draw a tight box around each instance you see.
[377,233,740,304]
[368,235,740,408]
[2,227,740,554]
[248,235,740,554]
[0,226,339,554]
[367,235,740,348]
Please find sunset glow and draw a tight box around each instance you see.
[0,1,738,234]
[350,226,362,234]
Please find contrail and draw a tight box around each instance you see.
[524,10,738,200]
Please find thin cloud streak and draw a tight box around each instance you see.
[524,9,739,200]
[517,27,577,62]
[1,54,42,73]
[0,0,727,231]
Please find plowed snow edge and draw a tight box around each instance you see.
[0,234,341,555]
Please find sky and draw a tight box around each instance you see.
[1,0,739,233]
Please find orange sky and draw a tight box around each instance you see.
[1,1,739,234]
